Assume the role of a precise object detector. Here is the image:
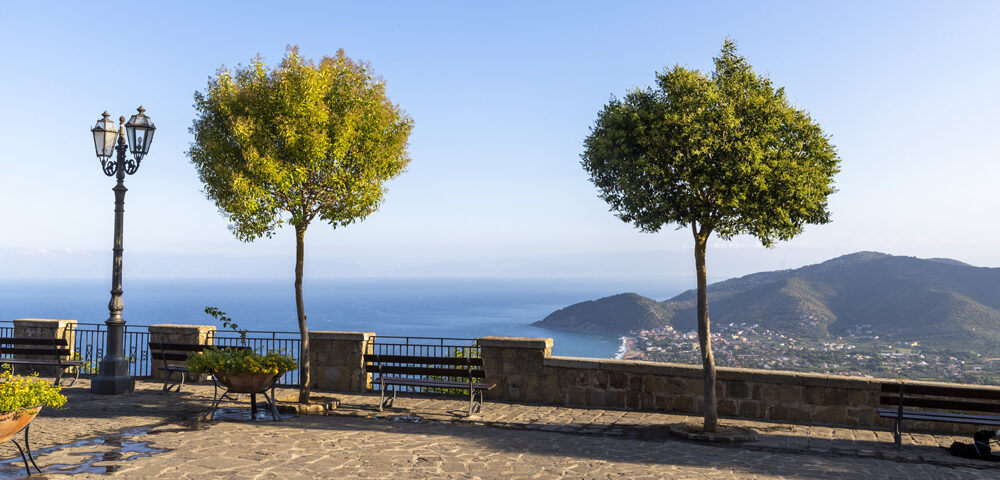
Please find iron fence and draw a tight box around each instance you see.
[366,335,480,393]
[0,322,302,387]
[0,323,480,392]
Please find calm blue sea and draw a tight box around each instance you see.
[0,278,686,359]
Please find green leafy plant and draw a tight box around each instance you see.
[70,352,97,374]
[428,346,475,395]
[205,306,248,346]
[0,366,68,413]
[186,347,297,376]
[189,307,296,375]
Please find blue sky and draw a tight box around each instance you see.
[1,1,998,281]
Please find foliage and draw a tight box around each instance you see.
[428,346,475,395]
[205,306,248,346]
[581,38,840,432]
[186,347,297,376]
[70,352,97,374]
[582,39,839,242]
[188,46,413,402]
[188,46,412,242]
[0,366,67,413]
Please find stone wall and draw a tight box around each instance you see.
[309,331,373,392]
[12,318,77,376]
[477,336,996,434]
[148,324,216,382]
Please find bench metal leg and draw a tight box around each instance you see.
[378,379,386,411]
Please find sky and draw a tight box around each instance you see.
[1,1,998,283]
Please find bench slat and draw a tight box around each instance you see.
[368,365,486,378]
[375,376,495,390]
[879,395,1000,414]
[365,354,482,367]
[0,347,72,356]
[0,338,69,347]
[149,343,253,352]
[149,352,197,362]
[877,408,1000,425]
[881,383,1000,400]
[0,359,85,366]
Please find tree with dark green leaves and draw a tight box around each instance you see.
[188,48,413,402]
[581,39,839,432]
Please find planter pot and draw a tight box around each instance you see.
[0,406,41,442]
[213,372,278,394]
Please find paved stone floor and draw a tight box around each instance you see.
[0,379,997,479]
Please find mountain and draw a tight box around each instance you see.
[534,293,673,335]
[533,252,1000,349]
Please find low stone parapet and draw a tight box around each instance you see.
[11,318,77,376]
[309,331,373,392]
[475,335,996,434]
[148,324,215,381]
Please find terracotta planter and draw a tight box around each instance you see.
[214,372,278,393]
[0,406,41,442]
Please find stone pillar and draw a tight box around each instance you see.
[148,324,216,381]
[309,331,374,392]
[12,319,77,376]
[477,337,552,403]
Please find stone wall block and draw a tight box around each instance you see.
[148,324,215,382]
[718,399,738,416]
[309,332,373,392]
[12,319,78,377]
[725,380,750,399]
[604,390,625,408]
[738,400,760,418]
[567,386,586,405]
[804,386,827,406]
[585,387,605,407]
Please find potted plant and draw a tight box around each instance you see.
[186,307,297,393]
[186,347,298,393]
[0,366,67,442]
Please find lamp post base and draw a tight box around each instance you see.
[90,358,135,395]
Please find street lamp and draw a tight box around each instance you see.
[89,107,155,395]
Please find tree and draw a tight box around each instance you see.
[581,39,839,432]
[188,48,413,402]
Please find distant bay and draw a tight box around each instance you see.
[0,277,687,359]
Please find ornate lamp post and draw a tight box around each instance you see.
[89,107,155,395]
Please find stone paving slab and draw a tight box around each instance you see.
[0,379,996,479]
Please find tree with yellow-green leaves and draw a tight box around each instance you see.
[582,39,840,432]
[188,47,413,402]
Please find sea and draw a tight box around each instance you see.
[0,278,687,359]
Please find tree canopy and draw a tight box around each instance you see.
[583,39,839,245]
[189,47,412,240]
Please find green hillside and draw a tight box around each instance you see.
[536,252,1000,350]
[533,292,673,335]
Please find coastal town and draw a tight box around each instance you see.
[619,322,999,385]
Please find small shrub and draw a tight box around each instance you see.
[0,366,68,413]
[186,347,297,375]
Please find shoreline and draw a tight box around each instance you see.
[615,335,646,360]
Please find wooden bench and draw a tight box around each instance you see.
[0,337,84,386]
[148,342,251,392]
[364,354,495,416]
[878,381,1000,447]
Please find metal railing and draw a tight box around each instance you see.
[0,322,302,387]
[366,335,480,393]
[0,323,481,392]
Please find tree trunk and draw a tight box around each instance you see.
[694,226,717,432]
[295,225,312,403]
